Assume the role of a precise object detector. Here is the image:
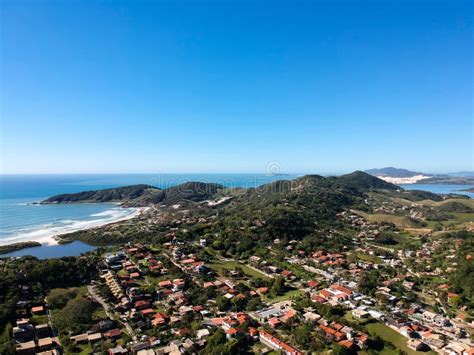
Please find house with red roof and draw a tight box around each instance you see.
[158,280,172,288]
[140,308,155,317]
[268,317,281,328]
[181,258,195,264]
[31,306,45,315]
[151,312,169,326]
[226,327,239,339]
[173,279,185,289]
[307,280,319,289]
[134,300,151,310]
[338,340,356,350]
[104,329,122,339]
[248,327,259,339]
[259,330,303,355]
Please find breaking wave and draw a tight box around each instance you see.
[0,207,142,246]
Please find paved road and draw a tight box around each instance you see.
[88,285,113,318]
[88,284,137,341]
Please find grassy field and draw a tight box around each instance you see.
[425,212,474,231]
[352,251,383,264]
[208,261,271,280]
[263,289,304,304]
[145,274,171,285]
[92,307,108,321]
[450,212,474,223]
[418,198,474,209]
[67,344,93,355]
[30,314,49,325]
[355,211,419,228]
[344,311,371,325]
[365,322,435,355]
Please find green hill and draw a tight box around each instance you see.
[42,182,225,206]
[41,184,160,204]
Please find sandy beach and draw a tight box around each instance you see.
[0,207,149,247]
[377,175,431,185]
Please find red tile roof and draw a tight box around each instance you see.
[105,329,122,338]
[338,340,354,348]
[31,306,44,313]
[307,280,319,288]
[259,330,302,355]
[268,317,281,327]
[140,308,155,316]
[226,328,238,335]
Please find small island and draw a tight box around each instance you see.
[460,187,474,193]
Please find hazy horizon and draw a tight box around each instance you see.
[0,167,473,176]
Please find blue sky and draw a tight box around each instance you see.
[1,0,472,174]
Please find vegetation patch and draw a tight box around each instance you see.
[208,261,271,280]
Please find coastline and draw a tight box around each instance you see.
[0,206,149,248]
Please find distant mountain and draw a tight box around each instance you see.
[447,171,474,178]
[365,167,429,178]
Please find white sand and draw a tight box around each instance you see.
[377,175,431,185]
[1,207,149,247]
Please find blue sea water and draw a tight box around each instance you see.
[400,184,474,198]
[0,174,472,259]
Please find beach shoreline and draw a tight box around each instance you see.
[0,206,149,247]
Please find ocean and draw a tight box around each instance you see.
[0,174,472,259]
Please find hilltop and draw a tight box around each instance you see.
[41,184,161,205]
[41,182,225,207]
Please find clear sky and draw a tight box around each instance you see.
[1,0,472,174]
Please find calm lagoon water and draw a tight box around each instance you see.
[1,241,96,259]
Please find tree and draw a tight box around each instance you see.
[246,297,262,311]
[359,270,380,296]
[0,323,14,355]
[202,328,227,354]
[293,324,312,347]
[216,295,231,312]
[270,276,286,296]
[54,297,95,334]
[47,288,78,309]
[333,343,356,355]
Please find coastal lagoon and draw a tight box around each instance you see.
[0,241,96,259]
